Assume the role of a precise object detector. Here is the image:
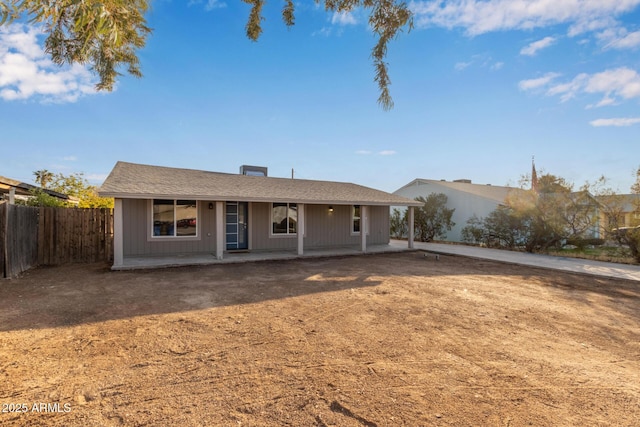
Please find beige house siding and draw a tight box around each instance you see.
[123,200,390,256]
[250,202,297,251]
[251,203,389,250]
[122,199,217,256]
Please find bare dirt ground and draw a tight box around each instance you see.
[0,252,638,426]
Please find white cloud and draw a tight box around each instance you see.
[587,95,616,108]
[62,156,78,161]
[356,149,396,155]
[518,72,561,91]
[188,0,227,10]
[454,61,472,71]
[454,53,503,71]
[410,0,640,36]
[567,16,618,37]
[312,27,334,37]
[205,0,226,10]
[590,117,640,126]
[520,67,640,106]
[602,28,640,49]
[86,173,109,183]
[520,36,557,56]
[0,24,97,103]
[331,11,358,26]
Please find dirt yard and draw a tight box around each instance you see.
[0,252,638,426]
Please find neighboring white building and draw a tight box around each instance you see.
[393,179,523,242]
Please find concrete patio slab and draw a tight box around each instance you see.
[115,242,415,270]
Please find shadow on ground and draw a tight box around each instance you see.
[1,252,638,332]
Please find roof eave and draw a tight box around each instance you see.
[98,192,421,206]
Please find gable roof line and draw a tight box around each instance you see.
[99,161,422,207]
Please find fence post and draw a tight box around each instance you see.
[1,203,6,278]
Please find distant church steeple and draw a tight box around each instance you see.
[531,156,539,193]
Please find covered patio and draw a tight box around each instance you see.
[114,240,415,270]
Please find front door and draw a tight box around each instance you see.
[226,202,248,250]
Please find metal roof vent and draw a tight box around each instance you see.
[240,165,268,177]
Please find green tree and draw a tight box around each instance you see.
[21,188,66,207]
[461,207,529,249]
[49,172,114,208]
[612,170,640,262]
[507,175,601,252]
[632,166,640,194]
[390,208,407,239]
[460,214,485,245]
[1,0,411,109]
[33,169,54,188]
[466,176,601,253]
[411,193,455,242]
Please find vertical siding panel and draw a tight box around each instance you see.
[368,206,389,244]
[119,199,390,256]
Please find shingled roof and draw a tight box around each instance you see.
[99,162,421,206]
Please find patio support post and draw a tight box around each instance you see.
[297,203,304,256]
[361,205,367,253]
[113,198,123,268]
[216,201,224,260]
[408,206,415,249]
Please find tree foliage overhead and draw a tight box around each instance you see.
[1,0,412,109]
[1,0,151,91]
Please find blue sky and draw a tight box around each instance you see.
[1,0,639,194]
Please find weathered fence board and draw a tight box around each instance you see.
[2,205,113,278]
[1,203,39,278]
[0,203,5,277]
[37,207,113,265]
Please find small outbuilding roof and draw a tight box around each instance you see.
[0,175,70,200]
[99,162,422,207]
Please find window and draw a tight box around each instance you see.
[352,205,361,234]
[153,199,197,237]
[272,203,297,235]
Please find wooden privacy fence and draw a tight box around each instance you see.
[38,207,113,265]
[1,203,39,279]
[1,203,113,278]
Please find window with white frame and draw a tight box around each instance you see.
[352,205,361,234]
[272,202,297,235]
[152,199,197,237]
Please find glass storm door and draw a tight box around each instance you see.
[226,202,248,250]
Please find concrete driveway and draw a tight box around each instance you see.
[391,240,640,282]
